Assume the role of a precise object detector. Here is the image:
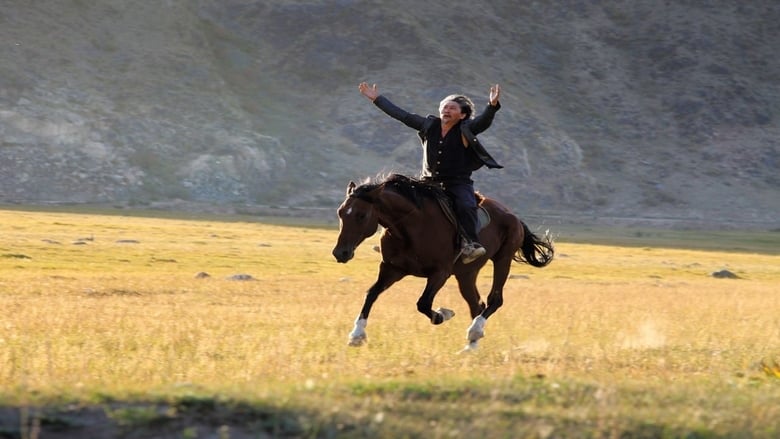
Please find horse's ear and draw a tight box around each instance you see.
[347,181,356,196]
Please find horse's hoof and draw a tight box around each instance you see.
[458,341,479,353]
[467,331,483,343]
[436,307,455,321]
[348,318,368,346]
[431,307,455,325]
[348,335,366,347]
[467,316,486,342]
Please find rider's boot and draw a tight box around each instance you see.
[461,241,486,264]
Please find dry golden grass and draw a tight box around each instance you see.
[0,208,778,437]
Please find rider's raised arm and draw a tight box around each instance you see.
[372,95,427,131]
[359,82,427,131]
[469,101,500,135]
[469,84,501,135]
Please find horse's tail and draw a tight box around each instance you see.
[513,220,554,268]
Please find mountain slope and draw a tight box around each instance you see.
[1,1,778,226]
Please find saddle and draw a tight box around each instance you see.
[384,174,490,240]
[433,195,491,234]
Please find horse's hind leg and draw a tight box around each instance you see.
[482,255,511,320]
[454,269,486,319]
[465,255,512,348]
[349,262,406,346]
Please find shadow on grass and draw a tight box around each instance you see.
[0,396,313,439]
[0,387,764,439]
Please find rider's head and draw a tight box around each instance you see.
[439,94,475,120]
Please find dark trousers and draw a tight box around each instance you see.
[441,181,479,243]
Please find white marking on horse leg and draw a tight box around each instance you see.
[435,307,455,322]
[458,340,480,353]
[348,317,367,346]
[467,315,486,343]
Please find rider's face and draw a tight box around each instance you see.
[439,101,466,125]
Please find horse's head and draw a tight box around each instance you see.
[332,181,380,263]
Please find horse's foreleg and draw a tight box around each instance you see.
[416,272,452,325]
[349,262,406,346]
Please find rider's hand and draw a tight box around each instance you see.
[489,84,500,106]
[359,82,379,101]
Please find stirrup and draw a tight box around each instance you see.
[461,243,486,264]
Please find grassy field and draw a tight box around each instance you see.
[0,207,778,438]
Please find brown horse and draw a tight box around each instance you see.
[332,174,554,349]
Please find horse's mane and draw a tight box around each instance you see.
[352,174,484,209]
[350,179,383,200]
[392,174,446,208]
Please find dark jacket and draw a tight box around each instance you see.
[372,95,503,173]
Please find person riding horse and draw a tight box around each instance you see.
[333,174,554,348]
[358,82,503,264]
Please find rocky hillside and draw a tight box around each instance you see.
[1,1,778,227]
